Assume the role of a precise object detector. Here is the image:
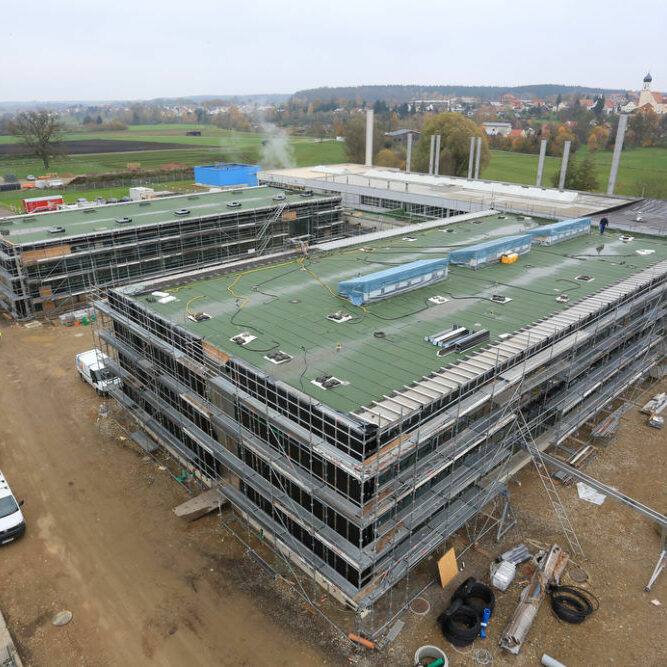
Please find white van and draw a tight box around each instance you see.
[76,348,120,395]
[0,471,25,545]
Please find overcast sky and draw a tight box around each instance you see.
[2,0,664,102]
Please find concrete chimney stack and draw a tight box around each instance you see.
[365,109,374,167]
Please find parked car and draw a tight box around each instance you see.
[0,470,25,545]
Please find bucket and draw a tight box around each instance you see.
[414,645,448,667]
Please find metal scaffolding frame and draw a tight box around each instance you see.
[90,245,666,644]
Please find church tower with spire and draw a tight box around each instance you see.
[638,72,665,113]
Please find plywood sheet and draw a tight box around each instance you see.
[437,547,458,587]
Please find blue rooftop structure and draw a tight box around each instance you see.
[526,217,591,246]
[194,163,260,187]
[338,258,449,306]
[449,234,532,269]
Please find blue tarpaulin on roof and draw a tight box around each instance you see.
[525,217,591,245]
[338,257,449,305]
[448,234,532,268]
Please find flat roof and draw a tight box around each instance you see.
[128,212,667,416]
[0,186,334,246]
[259,163,636,219]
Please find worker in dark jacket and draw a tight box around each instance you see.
[599,217,609,235]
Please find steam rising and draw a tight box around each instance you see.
[259,122,295,169]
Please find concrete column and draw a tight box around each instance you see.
[468,136,475,179]
[434,135,441,176]
[428,135,436,175]
[607,114,628,195]
[558,140,571,190]
[474,136,482,179]
[365,109,374,167]
[536,139,547,186]
[406,133,413,173]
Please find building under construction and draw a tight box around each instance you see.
[93,209,667,639]
[0,187,342,319]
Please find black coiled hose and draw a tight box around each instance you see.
[548,584,599,624]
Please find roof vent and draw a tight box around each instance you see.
[187,195,199,200]
[264,350,292,364]
[230,332,257,345]
[574,275,594,282]
[619,235,634,242]
[115,217,132,224]
[300,191,313,198]
[139,202,151,207]
[402,236,416,242]
[187,312,211,322]
[47,226,65,234]
[498,214,507,219]
[556,294,570,303]
[636,249,655,256]
[327,311,352,323]
[312,374,343,390]
[428,295,449,305]
[491,295,512,304]
[227,201,241,208]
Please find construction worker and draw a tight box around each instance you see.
[599,217,609,235]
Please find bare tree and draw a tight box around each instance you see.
[9,110,65,169]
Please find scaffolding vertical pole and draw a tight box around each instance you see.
[474,137,482,179]
[558,140,571,190]
[468,136,476,179]
[434,135,441,176]
[607,114,628,195]
[536,139,547,186]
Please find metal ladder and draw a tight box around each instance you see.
[256,201,287,255]
[516,411,586,560]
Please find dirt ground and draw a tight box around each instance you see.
[0,321,665,666]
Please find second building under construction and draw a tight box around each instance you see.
[93,209,667,638]
[0,186,342,319]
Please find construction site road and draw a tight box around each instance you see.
[0,322,346,666]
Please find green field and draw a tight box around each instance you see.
[0,140,346,180]
[484,147,667,197]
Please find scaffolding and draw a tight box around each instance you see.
[0,188,343,320]
[91,221,667,644]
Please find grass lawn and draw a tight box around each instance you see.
[484,146,667,197]
[0,180,199,213]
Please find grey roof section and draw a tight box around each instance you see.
[259,164,637,220]
[593,199,667,238]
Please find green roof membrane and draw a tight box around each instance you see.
[0,186,331,246]
[133,213,667,414]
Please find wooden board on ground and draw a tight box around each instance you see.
[173,488,224,522]
[437,547,458,587]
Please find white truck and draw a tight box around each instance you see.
[0,470,25,545]
[76,349,119,395]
